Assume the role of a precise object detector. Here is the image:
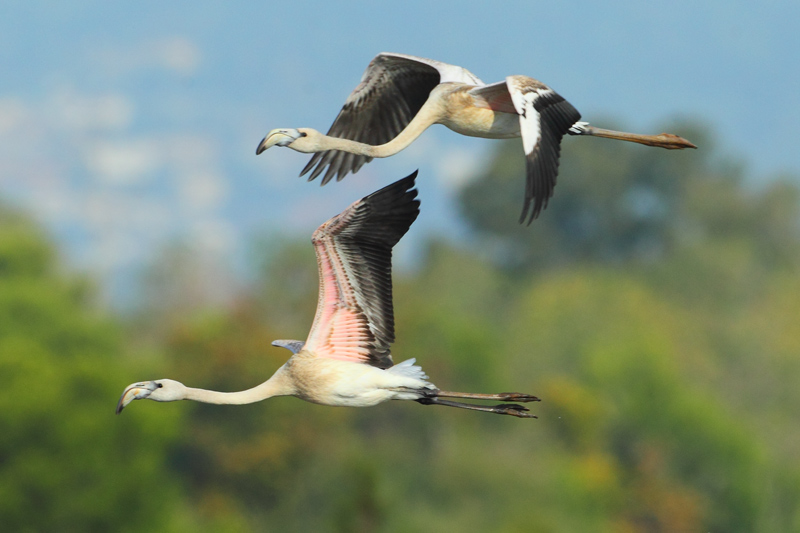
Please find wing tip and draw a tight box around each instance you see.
[365,169,419,202]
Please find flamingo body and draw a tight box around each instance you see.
[282,355,431,407]
[257,53,696,224]
[117,172,540,418]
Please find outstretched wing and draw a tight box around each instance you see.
[505,75,581,224]
[301,53,483,185]
[303,171,420,369]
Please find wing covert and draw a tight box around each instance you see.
[303,171,420,369]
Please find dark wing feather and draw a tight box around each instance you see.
[300,54,460,184]
[506,76,581,224]
[303,171,420,369]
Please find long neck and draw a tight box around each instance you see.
[184,366,295,405]
[312,96,446,158]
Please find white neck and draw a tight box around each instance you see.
[183,367,294,405]
[305,95,446,158]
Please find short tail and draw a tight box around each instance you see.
[387,358,432,385]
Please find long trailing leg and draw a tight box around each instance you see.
[416,397,537,419]
[433,390,540,403]
[568,122,697,150]
[411,389,541,418]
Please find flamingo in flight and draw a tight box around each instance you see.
[257,52,696,224]
[117,172,540,418]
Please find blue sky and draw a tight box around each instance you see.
[1,1,798,304]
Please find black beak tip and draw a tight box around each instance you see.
[256,138,267,155]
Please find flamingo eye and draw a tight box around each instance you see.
[156,382,163,388]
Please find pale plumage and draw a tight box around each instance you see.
[257,52,696,224]
[117,172,540,418]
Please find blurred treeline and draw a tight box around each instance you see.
[2,119,800,532]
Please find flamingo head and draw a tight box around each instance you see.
[115,379,187,414]
[256,128,313,154]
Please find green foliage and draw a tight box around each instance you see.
[0,206,194,532]
[5,117,800,531]
[0,207,56,279]
[459,121,737,271]
[509,273,767,531]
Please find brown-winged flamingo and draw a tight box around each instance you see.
[256,52,696,224]
[117,172,540,418]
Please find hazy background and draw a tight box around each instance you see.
[1,0,797,303]
[2,2,800,532]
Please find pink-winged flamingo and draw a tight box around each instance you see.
[256,52,696,224]
[117,172,540,418]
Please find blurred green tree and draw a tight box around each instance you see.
[106,116,800,532]
[0,206,194,532]
[459,121,739,271]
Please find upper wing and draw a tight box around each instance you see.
[303,171,420,369]
[301,53,483,185]
[506,75,581,224]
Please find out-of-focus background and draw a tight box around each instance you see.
[2,1,799,531]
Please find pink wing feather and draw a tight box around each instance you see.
[303,172,420,369]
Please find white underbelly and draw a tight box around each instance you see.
[441,110,520,139]
[288,357,429,407]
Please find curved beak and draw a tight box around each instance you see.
[256,131,292,155]
[115,381,157,415]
